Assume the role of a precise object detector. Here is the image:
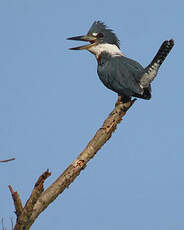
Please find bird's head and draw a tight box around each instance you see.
[67,21,122,58]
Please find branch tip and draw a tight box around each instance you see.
[0,158,15,163]
[8,185,15,195]
[35,169,51,189]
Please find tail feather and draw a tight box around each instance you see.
[140,39,174,88]
[149,39,174,66]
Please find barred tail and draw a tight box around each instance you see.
[140,39,174,88]
[149,39,174,66]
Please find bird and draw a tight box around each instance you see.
[67,21,174,102]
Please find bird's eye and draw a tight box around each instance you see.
[97,33,104,38]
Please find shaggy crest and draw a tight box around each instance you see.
[88,21,120,48]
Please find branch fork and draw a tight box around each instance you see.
[9,97,135,230]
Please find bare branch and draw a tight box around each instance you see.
[8,185,23,218]
[12,170,51,230]
[1,218,6,230]
[25,98,136,229]
[10,217,14,230]
[0,158,15,163]
[9,98,135,230]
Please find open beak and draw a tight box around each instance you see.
[67,35,97,50]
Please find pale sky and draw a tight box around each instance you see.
[1,1,183,229]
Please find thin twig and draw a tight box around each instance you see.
[10,217,14,230]
[1,218,6,230]
[0,158,15,163]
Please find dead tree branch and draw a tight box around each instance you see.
[10,170,51,230]
[0,158,15,163]
[8,185,23,218]
[10,98,136,230]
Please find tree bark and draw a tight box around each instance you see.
[10,98,136,230]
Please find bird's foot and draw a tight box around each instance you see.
[115,95,131,106]
[115,95,123,106]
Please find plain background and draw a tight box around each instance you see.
[0,0,183,229]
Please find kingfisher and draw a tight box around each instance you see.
[67,21,174,102]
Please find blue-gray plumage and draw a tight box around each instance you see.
[67,21,174,102]
[97,53,145,100]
